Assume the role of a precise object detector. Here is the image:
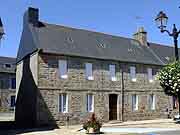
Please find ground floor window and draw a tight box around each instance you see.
[149,94,155,110]
[59,94,68,113]
[132,94,138,111]
[10,95,16,107]
[86,94,94,112]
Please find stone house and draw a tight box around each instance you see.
[15,7,179,127]
[0,56,16,112]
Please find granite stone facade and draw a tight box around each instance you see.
[35,53,172,126]
[0,57,16,112]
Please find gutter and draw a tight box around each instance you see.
[121,64,125,122]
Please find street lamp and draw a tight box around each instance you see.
[0,17,4,41]
[155,11,180,61]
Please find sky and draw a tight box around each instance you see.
[0,0,180,58]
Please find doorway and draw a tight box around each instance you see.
[109,94,117,120]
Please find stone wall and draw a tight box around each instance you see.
[0,72,16,112]
[37,53,172,126]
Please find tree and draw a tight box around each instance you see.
[158,61,180,115]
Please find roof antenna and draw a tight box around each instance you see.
[135,16,143,30]
[0,17,5,47]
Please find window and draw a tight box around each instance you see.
[10,95,16,107]
[86,94,94,112]
[109,65,116,81]
[130,66,136,82]
[147,68,153,82]
[132,94,138,111]
[58,60,68,79]
[10,78,16,89]
[149,94,155,110]
[4,64,11,68]
[59,94,68,113]
[85,63,94,80]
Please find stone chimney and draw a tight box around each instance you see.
[0,18,4,40]
[133,27,147,46]
[23,7,39,27]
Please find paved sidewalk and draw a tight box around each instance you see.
[5,119,180,135]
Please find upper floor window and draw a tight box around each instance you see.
[10,95,16,107]
[109,65,117,81]
[85,63,94,80]
[132,94,138,111]
[147,68,153,82]
[149,94,155,110]
[130,66,136,82]
[58,60,68,79]
[86,94,94,112]
[59,94,68,113]
[4,64,11,68]
[10,78,16,89]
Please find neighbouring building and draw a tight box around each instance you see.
[0,56,16,112]
[15,7,179,127]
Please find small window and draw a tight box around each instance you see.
[149,94,155,110]
[10,78,16,89]
[86,94,94,112]
[130,66,136,82]
[59,94,68,113]
[147,68,153,82]
[10,95,16,107]
[85,63,94,80]
[58,60,68,79]
[5,64,11,68]
[109,65,116,81]
[132,94,138,111]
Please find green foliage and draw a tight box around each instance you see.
[158,61,180,96]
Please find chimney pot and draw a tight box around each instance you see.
[24,7,39,27]
[133,27,147,46]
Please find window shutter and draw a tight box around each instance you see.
[59,60,68,79]
[109,65,116,81]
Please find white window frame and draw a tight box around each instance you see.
[85,63,94,80]
[86,94,94,112]
[130,66,136,82]
[132,94,138,111]
[58,94,68,113]
[109,64,117,81]
[58,60,68,79]
[147,68,153,83]
[149,94,155,110]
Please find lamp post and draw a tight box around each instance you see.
[0,17,4,41]
[155,11,180,117]
[155,11,179,61]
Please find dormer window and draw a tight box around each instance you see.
[4,64,11,68]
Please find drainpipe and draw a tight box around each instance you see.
[121,65,125,122]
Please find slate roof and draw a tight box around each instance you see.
[149,43,180,64]
[17,22,167,66]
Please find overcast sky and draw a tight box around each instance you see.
[0,0,180,57]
